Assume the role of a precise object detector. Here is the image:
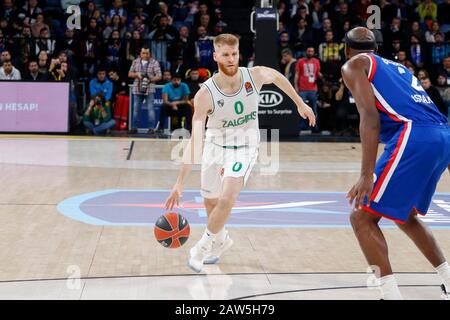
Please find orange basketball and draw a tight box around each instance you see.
[154,213,190,248]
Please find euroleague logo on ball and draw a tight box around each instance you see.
[154,213,190,248]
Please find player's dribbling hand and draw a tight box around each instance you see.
[164,184,183,210]
[298,105,316,127]
[347,175,373,209]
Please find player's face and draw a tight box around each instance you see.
[214,44,239,77]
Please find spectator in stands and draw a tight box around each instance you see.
[155,1,173,26]
[103,14,126,40]
[31,13,48,38]
[319,30,344,82]
[197,14,213,35]
[0,60,21,79]
[292,3,312,27]
[195,25,215,71]
[292,18,313,57]
[81,1,96,23]
[159,72,192,132]
[378,0,397,27]
[126,30,143,70]
[281,48,297,87]
[408,35,424,68]
[157,69,172,85]
[396,50,412,68]
[417,68,430,80]
[436,73,450,108]
[83,93,116,135]
[388,38,402,61]
[319,30,344,62]
[148,14,177,71]
[57,28,79,58]
[317,80,335,135]
[170,55,189,79]
[194,2,210,27]
[421,77,448,116]
[106,0,127,26]
[105,30,125,70]
[128,46,162,133]
[431,32,449,75]
[0,49,11,65]
[84,17,102,38]
[80,33,101,78]
[278,31,293,62]
[334,77,359,136]
[0,29,6,54]
[34,27,56,56]
[439,56,450,84]
[185,68,201,102]
[168,25,193,64]
[37,50,49,74]
[418,0,438,24]
[24,58,46,80]
[18,0,42,28]
[335,20,351,43]
[107,68,128,103]
[383,17,404,52]
[310,0,326,30]
[332,2,355,31]
[58,50,78,79]
[15,25,33,62]
[127,14,148,38]
[277,0,291,26]
[295,46,321,132]
[314,18,332,46]
[0,0,18,26]
[90,66,113,104]
[48,58,70,81]
[425,21,443,43]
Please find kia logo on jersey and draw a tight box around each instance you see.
[259,90,283,108]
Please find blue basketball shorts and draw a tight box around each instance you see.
[362,123,450,223]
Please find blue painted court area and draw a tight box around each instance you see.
[57,190,450,228]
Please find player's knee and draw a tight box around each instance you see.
[349,209,377,231]
[216,197,235,211]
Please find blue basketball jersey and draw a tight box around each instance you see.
[363,53,447,143]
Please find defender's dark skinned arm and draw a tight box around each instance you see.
[341,56,380,208]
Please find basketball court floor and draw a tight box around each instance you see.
[0,135,449,300]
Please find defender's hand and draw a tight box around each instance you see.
[164,184,183,210]
[298,104,316,127]
[347,175,374,209]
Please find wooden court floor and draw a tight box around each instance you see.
[0,135,449,299]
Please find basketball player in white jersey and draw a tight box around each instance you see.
[164,34,315,272]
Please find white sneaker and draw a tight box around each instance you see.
[188,241,212,273]
[441,284,450,300]
[204,233,234,265]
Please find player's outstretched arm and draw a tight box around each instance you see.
[164,87,211,210]
[250,66,316,127]
[341,55,380,209]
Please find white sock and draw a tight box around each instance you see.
[215,227,227,243]
[198,228,216,248]
[435,261,450,292]
[379,275,403,300]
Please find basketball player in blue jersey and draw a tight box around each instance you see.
[341,27,450,300]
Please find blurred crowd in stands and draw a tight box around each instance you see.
[0,0,448,136]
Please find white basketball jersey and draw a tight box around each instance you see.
[202,67,261,147]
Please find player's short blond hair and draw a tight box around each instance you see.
[213,33,239,48]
